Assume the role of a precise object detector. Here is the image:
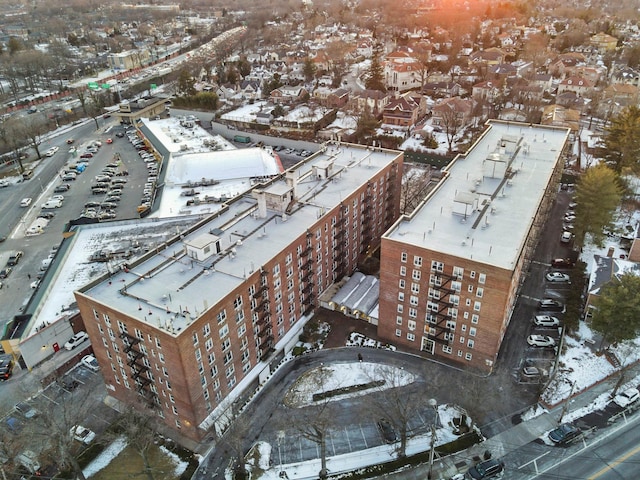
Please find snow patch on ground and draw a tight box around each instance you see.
[83,436,128,478]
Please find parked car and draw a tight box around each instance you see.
[545,272,570,283]
[533,315,560,328]
[81,354,99,372]
[376,418,397,444]
[112,178,128,185]
[98,211,117,221]
[14,402,38,419]
[115,132,125,138]
[80,152,93,159]
[84,201,101,208]
[548,423,581,446]
[613,387,640,408]
[522,366,541,379]
[64,331,89,350]
[62,173,77,181]
[527,335,555,348]
[551,258,574,268]
[92,188,108,195]
[538,299,565,313]
[100,202,118,210]
[6,251,23,266]
[70,425,96,444]
[54,184,71,193]
[106,138,113,144]
[560,231,572,243]
[466,458,505,479]
[0,357,14,380]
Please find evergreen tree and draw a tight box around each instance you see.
[592,273,640,346]
[365,44,386,92]
[601,106,640,174]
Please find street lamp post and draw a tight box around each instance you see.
[427,398,438,480]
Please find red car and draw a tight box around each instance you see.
[80,153,93,159]
[106,138,113,144]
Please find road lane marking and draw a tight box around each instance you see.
[587,443,640,479]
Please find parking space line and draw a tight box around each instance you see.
[359,424,368,448]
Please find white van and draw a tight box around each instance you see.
[42,198,62,209]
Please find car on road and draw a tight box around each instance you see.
[64,331,89,350]
[115,131,125,138]
[545,272,570,283]
[466,458,505,479]
[14,402,38,419]
[0,179,9,188]
[42,199,62,209]
[6,251,23,266]
[54,184,70,193]
[70,425,96,444]
[45,146,59,157]
[20,197,32,207]
[0,267,12,279]
[66,138,74,144]
[551,258,574,268]
[533,315,560,328]
[538,299,565,312]
[0,357,14,380]
[81,354,99,372]
[548,423,581,446]
[527,335,555,347]
[376,418,397,444]
[613,387,640,408]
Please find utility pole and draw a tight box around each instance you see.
[558,381,576,424]
[427,398,438,479]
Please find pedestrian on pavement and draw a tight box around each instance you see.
[27,273,31,280]
[358,353,363,362]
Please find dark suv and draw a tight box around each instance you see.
[548,423,581,446]
[0,357,14,380]
[7,251,22,266]
[467,458,504,479]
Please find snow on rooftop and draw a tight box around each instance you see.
[220,101,270,122]
[82,142,402,336]
[387,121,571,270]
[28,217,203,336]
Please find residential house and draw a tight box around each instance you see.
[384,55,423,92]
[547,53,585,78]
[603,83,639,108]
[590,32,618,52]
[422,81,461,99]
[611,66,640,87]
[431,97,477,128]
[472,80,503,103]
[326,88,350,109]
[488,64,517,81]
[348,90,390,118]
[541,105,580,133]
[270,85,308,105]
[584,255,640,320]
[469,48,507,67]
[557,76,594,96]
[382,94,421,128]
[529,73,553,92]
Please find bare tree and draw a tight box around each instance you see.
[440,103,463,153]
[113,405,162,480]
[401,166,432,214]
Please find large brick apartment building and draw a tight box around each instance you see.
[378,121,571,373]
[75,142,402,441]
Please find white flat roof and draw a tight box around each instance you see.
[81,142,402,335]
[386,121,570,270]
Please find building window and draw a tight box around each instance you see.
[458,350,463,357]
[217,310,227,324]
[219,324,229,339]
[468,339,474,348]
[474,301,481,312]
[470,271,476,279]
[233,296,243,309]
[397,304,404,313]
[396,316,403,325]
[478,273,486,284]
[442,345,452,354]
[453,266,464,278]
[409,295,418,306]
[428,288,440,300]
[470,327,477,337]
[398,292,405,301]
[476,287,484,298]
[465,353,473,361]
[224,351,233,365]
[450,295,460,306]
[401,252,407,263]
[431,261,444,272]
[192,332,199,346]
[399,279,405,289]
[466,299,471,306]
[395,329,402,337]
[400,266,406,277]
[205,338,213,351]
[411,283,420,294]
[203,324,211,337]
[408,308,417,318]
[451,281,462,292]
[461,324,467,332]
[413,256,422,267]
[468,285,474,293]
[471,314,479,324]
[208,353,215,365]
[408,320,416,331]
[412,270,421,281]
[407,333,415,341]
[103,313,111,325]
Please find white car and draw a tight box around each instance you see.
[527,335,556,348]
[534,315,560,327]
[20,198,32,207]
[546,272,570,283]
[613,387,640,408]
[0,179,9,187]
[51,195,65,202]
[64,331,89,350]
[561,231,572,243]
[81,354,99,372]
[45,146,59,157]
[70,425,96,444]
